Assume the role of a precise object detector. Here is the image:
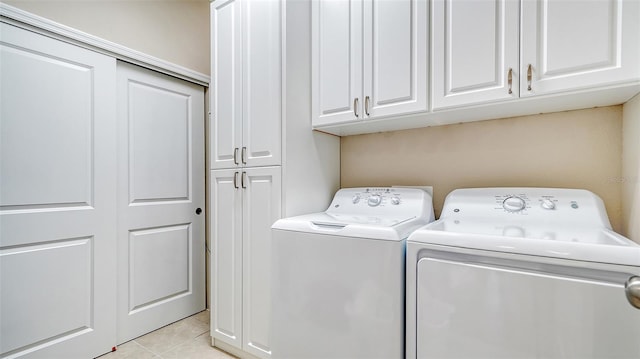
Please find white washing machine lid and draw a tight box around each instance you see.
[272,187,436,241]
[272,212,430,241]
[409,220,640,266]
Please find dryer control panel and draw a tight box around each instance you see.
[440,188,612,229]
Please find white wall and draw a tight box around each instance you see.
[3,0,210,75]
[622,94,640,244]
[342,106,625,233]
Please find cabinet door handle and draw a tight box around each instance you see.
[233,171,239,189]
[241,171,247,189]
[241,146,247,165]
[365,96,370,116]
[507,68,513,94]
[233,147,239,165]
[527,64,532,91]
[353,97,359,118]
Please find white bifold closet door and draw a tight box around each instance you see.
[116,61,205,344]
[0,22,117,358]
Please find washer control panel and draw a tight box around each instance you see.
[327,187,434,219]
[440,188,612,229]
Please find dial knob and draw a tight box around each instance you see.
[368,194,382,207]
[503,196,526,212]
[541,199,555,210]
[352,195,361,204]
[391,197,400,205]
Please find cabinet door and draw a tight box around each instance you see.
[312,0,363,126]
[243,0,282,168]
[521,0,640,97]
[0,23,116,358]
[432,0,519,109]
[363,0,428,117]
[211,0,243,169]
[210,169,244,348]
[242,167,281,358]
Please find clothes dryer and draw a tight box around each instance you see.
[406,188,640,359]
[272,187,434,359]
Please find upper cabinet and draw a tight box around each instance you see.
[210,0,281,169]
[431,0,520,109]
[432,0,640,110]
[520,0,639,97]
[314,0,639,135]
[311,0,428,127]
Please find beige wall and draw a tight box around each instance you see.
[3,0,210,75]
[341,106,625,233]
[623,94,640,243]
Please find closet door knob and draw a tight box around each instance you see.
[195,208,202,215]
[507,68,513,94]
[233,147,239,165]
[527,64,533,91]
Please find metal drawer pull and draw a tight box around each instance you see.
[365,96,370,116]
[233,171,239,189]
[353,97,359,118]
[233,147,239,165]
[626,276,640,310]
[241,171,247,189]
[507,68,513,94]
[527,64,532,91]
[241,146,247,165]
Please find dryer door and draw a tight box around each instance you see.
[416,254,640,359]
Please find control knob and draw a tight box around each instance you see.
[503,196,526,212]
[352,195,361,204]
[391,197,400,205]
[541,199,555,210]
[368,194,382,207]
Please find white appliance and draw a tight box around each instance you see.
[271,187,435,359]
[406,188,640,359]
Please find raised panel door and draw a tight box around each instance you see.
[210,169,244,348]
[312,0,363,126]
[116,61,205,343]
[242,167,281,359]
[0,22,117,358]
[211,0,243,169]
[521,0,640,96]
[243,0,282,168]
[364,0,428,117]
[432,0,519,109]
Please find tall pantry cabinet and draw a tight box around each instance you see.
[209,1,340,358]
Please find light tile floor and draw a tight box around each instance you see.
[97,310,235,359]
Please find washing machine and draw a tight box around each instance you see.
[405,188,640,359]
[271,187,435,359]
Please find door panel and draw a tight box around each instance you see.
[117,61,205,343]
[416,256,640,358]
[432,0,519,109]
[211,0,243,169]
[128,225,191,311]
[242,167,281,358]
[128,81,190,202]
[521,0,640,96]
[210,169,243,347]
[312,0,363,126]
[364,0,427,117]
[0,23,117,358]
[243,0,282,167]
